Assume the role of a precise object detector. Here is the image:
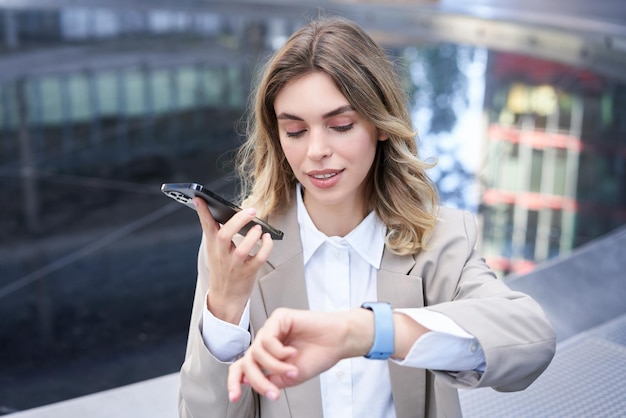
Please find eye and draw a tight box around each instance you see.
[332,123,353,133]
[286,129,306,138]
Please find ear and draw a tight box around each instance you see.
[377,130,389,141]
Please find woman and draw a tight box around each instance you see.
[179,16,555,418]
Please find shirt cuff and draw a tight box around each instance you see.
[392,308,486,372]
[200,293,251,363]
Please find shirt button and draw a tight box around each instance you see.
[470,343,478,353]
[335,370,346,380]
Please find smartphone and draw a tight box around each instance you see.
[161,182,284,240]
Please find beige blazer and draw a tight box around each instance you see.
[179,203,556,418]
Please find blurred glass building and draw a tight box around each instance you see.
[0,3,293,412]
[480,52,626,275]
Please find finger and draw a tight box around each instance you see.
[193,197,219,239]
[249,233,274,266]
[263,336,298,362]
[239,353,281,401]
[249,337,297,378]
[216,208,258,245]
[227,360,244,402]
[232,224,264,262]
[255,320,298,361]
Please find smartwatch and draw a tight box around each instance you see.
[361,302,394,360]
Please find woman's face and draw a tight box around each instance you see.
[274,71,386,218]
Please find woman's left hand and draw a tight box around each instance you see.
[226,307,374,402]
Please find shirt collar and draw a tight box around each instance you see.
[296,183,386,269]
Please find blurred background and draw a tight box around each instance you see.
[0,0,624,415]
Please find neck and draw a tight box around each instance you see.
[303,193,367,237]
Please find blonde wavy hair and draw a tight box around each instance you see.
[236,16,439,255]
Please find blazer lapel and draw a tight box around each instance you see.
[252,201,324,418]
[378,248,427,418]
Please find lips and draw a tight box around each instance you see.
[307,169,342,178]
[312,172,337,179]
[307,169,343,189]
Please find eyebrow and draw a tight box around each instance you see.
[276,105,354,121]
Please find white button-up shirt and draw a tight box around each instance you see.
[201,184,485,418]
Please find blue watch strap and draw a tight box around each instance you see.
[361,302,394,360]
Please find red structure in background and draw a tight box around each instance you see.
[480,51,626,276]
[490,53,605,92]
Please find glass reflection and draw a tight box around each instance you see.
[0,4,624,413]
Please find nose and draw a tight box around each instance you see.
[307,128,332,161]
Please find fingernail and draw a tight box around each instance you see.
[228,391,236,402]
[193,198,199,208]
[286,369,298,379]
[265,390,279,401]
[246,208,256,216]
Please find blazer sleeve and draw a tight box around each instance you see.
[420,209,556,392]
[178,235,258,418]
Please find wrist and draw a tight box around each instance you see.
[341,308,376,358]
[206,292,247,325]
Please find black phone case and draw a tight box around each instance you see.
[161,182,284,240]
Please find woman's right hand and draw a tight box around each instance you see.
[194,197,274,324]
